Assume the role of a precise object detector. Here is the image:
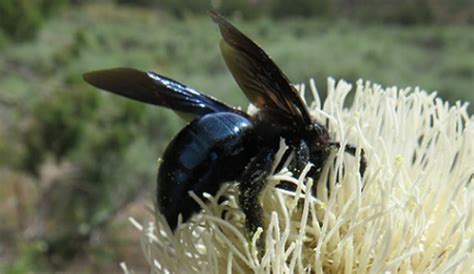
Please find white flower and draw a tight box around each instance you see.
[125,78,473,274]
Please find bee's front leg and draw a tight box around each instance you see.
[276,140,311,191]
[239,149,275,253]
[289,140,311,174]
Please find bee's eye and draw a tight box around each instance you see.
[315,124,324,135]
[308,123,325,136]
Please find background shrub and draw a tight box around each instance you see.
[0,0,68,41]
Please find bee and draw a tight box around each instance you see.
[84,11,366,248]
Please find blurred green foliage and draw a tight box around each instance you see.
[23,90,99,175]
[1,0,472,42]
[115,0,159,6]
[0,0,68,41]
[129,0,474,23]
[1,241,47,274]
[0,1,472,271]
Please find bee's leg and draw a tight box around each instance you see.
[330,142,367,178]
[290,140,311,175]
[239,149,275,252]
[277,140,310,191]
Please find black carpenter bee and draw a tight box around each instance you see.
[84,12,366,244]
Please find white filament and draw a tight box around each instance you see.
[128,78,473,273]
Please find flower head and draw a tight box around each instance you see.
[126,78,473,274]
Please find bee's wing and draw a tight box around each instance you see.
[83,67,241,121]
[211,11,312,129]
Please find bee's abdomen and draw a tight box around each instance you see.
[157,112,255,231]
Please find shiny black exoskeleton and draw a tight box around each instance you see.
[83,12,366,246]
[158,112,256,229]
